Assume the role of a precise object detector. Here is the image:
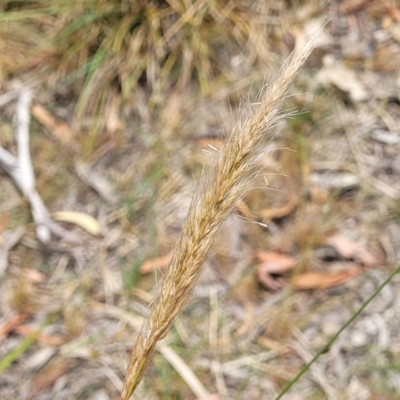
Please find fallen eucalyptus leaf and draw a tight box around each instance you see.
[291,268,362,290]
[255,251,297,291]
[326,235,382,267]
[53,211,102,237]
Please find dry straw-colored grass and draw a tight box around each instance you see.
[122,37,315,399]
[1,0,277,124]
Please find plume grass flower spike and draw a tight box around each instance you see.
[122,36,316,400]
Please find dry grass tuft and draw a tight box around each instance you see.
[121,37,315,399]
[1,0,279,126]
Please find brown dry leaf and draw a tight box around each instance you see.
[291,267,362,290]
[259,194,298,221]
[31,103,74,143]
[326,235,382,267]
[31,358,72,396]
[255,251,297,291]
[0,314,27,340]
[52,211,102,237]
[140,250,174,274]
[254,251,297,268]
[15,324,64,346]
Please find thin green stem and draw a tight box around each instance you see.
[275,264,400,400]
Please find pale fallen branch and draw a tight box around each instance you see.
[0,88,78,244]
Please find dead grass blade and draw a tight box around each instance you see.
[121,37,316,399]
[157,343,212,400]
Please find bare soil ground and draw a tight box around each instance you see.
[1,1,400,399]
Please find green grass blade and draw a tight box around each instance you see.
[275,263,400,400]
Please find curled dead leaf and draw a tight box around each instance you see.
[255,250,364,291]
[259,195,298,221]
[255,251,297,291]
[326,235,382,267]
[52,211,102,237]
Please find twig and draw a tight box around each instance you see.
[0,88,78,244]
[121,37,315,399]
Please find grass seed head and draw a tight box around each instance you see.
[121,38,315,399]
